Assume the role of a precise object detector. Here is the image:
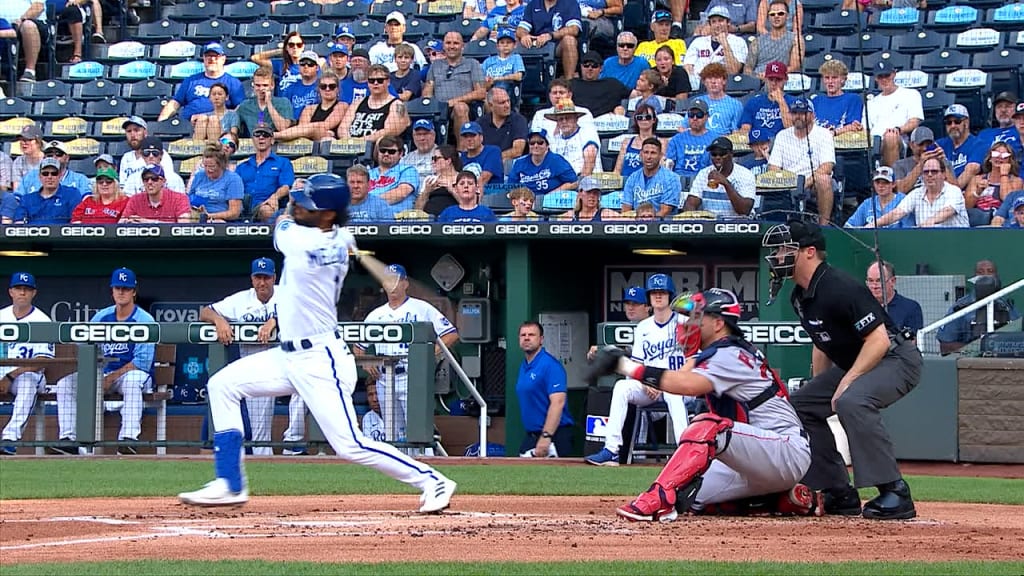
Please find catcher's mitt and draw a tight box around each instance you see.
[583,345,626,386]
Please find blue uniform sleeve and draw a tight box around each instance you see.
[544,360,568,395]
[518,0,535,31]
[513,54,525,74]
[563,0,583,30]
[662,171,681,209]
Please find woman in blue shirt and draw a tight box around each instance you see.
[251,31,305,95]
[188,144,244,222]
[614,103,666,180]
[508,131,578,196]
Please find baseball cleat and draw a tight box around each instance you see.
[419,477,456,513]
[615,483,678,523]
[178,478,249,507]
[584,448,620,467]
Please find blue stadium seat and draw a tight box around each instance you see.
[122,78,173,101]
[800,33,833,57]
[889,29,944,55]
[871,7,920,32]
[272,1,321,24]
[924,5,980,33]
[803,52,849,76]
[0,97,31,119]
[225,61,260,79]
[164,60,205,80]
[986,4,1024,31]
[914,49,971,75]
[370,0,418,19]
[93,40,148,63]
[83,98,133,119]
[21,79,71,101]
[464,39,498,62]
[351,19,384,42]
[149,118,192,139]
[973,49,1024,99]
[834,32,889,56]
[222,0,270,23]
[136,20,187,44]
[538,190,577,214]
[220,40,255,61]
[320,1,365,21]
[74,78,121,101]
[163,0,222,23]
[185,19,236,43]
[111,60,159,81]
[62,61,107,82]
[938,69,991,128]
[237,20,286,44]
[480,191,514,214]
[808,10,868,37]
[154,40,199,62]
[34,98,84,119]
[134,98,170,118]
[406,96,450,142]
[726,74,761,96]
[600,190,623,211]
[295,19,335,42]
[952,28,1002,53]
[402,18,433,41]
[438,18,481,42]
[517,44,557,102]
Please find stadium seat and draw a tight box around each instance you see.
[185,19,236,43]
[34,98,84,119]
[63,137,102,157]
[986,4,1024,31]
[834,33,889,56]
[726,74,761,96]
[292,155,331,175]
[122,78,172,101]
[808,10,868,37]
[295,19,335,42]
[0,118,35,140]
[537,190,577,214]
[93,118,131,141]
[93,41,148,63]
[803,52,849,76]
[111,60,159,81]
[518,44,557,102]
[406,96,450,142]
[464,39,498,62]
[351,19,385,42]
[924,5,980,33]
[480,192,514,215]
[755,171,805,221]
[600,190,623,211]
[74,79,121,101]
[136,20,187,44]
[871,7,920,32]
[83,98,133,119]
[62,61,107,82]
[914,49,971,75]
[68,157,98,178]
[953,28,1002,53]
[418,0,466,20]
[154,40,199,62]
[237,20,286,43]
[0,97,32,119]
[862,51,911,75]
[919,89,956,135]
[164,61,205,80]
[839,71,868,92]
[320,0,366,21]
[163,0,223,23]
[800,33,833,57]
[974,49,1024,99]
[225,61,260,79]
[370,0,418,19]
[272,1,321,24]
[784,73,813,93]
[134,99,171,118]
[402,18,433,41]
[21,79,72,101]
[893,69,930,90]
[938,69,991,129]
[438,18,481,42]
[889,29,944,55]
[222,0,270,23]
[801,0,840,14]
[149,118,192,139]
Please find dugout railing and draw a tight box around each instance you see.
[917,278,1024,355]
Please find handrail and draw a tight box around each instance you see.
[917,278,1024,352]
[436,338,488,458]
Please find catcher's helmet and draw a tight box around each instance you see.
[700,288,743,331]
[290,173,351,214]
[672,288,743,355]
[646,273,676,297]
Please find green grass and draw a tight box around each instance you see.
[1,460,1022,504]
[2,560,1023,576]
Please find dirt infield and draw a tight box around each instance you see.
[2,495,1023,565]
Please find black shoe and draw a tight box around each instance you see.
[824,484,862,516]
[117,439,138,455]
[670,22,684,39]
[863,479,916,520]
[48,438,79,455]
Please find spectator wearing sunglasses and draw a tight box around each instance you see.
[282,50,323,120]
[122,137,185,198]
[339,64,411,142]
[16,141,91,199]
[369,135,420,215]
[252,31,306,95]
[120,165,192,224]
[665,100,716,178]
[682,136,757,218]
[936,104,983,190]
[600,33,651,91]
[236,123,296,222]
[614,104,667,180]
[71,167,128,224]
[571,52,631,118]
[12,158,80,224]
[508,130,578,196]
[159,43,246,123]
[117,117,176,196]
[275,70,347,142]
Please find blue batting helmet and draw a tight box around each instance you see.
[290,173,351,214]
[646,273,675,297]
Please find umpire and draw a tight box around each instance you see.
[762,219,921,520]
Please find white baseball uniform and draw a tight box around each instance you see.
[209,287,277,456]
[1,306,54,443]
[202,218,450,495]
[361,297,457,441]
[691,340,810,507]
[603,312,690,454]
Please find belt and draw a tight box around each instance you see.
[281,330,341,352]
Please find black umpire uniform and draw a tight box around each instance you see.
[785,224,922,520]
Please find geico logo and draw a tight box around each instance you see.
[171,226,215,237]
[550,224,592,235]
[60,226,105,237]
[346,225,379,235]
[196,324,266,342]
[612,326,634,345]
[658,223,703,234]
[388,225,432,235]
[605,224,648,235]
[0,324,22,342]
[225,225,271,236]
[495,224,539,235]
[116,226,161,237]
[340,324,405,343]
[441,224,485,235]
[69,324,152,342]
[5,226,51,237]
[715,223,760,234]
[742,324,812,344]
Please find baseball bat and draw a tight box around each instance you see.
[354,250,457,318]
[355,250,404,293]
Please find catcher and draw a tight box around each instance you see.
[586,288,822,522]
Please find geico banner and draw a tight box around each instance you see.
[604,265,705,322]
[58,322,161,343]
[600,322,811,346]
[338,323,413,343]
[188,323,277,344]
[0,323,31,343]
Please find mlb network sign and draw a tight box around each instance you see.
[602,322,811,346]
[58,323,161,343]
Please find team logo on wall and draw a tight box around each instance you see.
[714,265,759,321]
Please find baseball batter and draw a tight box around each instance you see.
[56,268,155,455]
[1,273,54,455]
[358,264,458,442]
[199,257,279,456]
[586,288,820,522]
[585,274,690,466]
[179,173,456,512]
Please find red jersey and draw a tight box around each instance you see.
[71,196,130,224]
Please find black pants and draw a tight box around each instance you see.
[790,340,921,490]
[519,425,573,457]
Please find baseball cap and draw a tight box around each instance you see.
[122,116,148,130]
[581,51,602,65]
[386,10,406,25]
[460,121,483,135]
[910,125,935,144]
[252,122,274,137]
[688,99,709,114]
[873,166,894,183]
[994,91,1017,105]
[140,136,163,152]
[1016,102,1024,117]
[944,103,969,119]
[350,48,370,60]
[335,24,355,38]
[528,128,548,142]
[747,129,769,144]
[44,140,69,155]
[413,118,434,131]
[110,267,137,288]
[203,42,225,55]
[39,157,61,171]
[10,272,36,289]
[426,39,443,53]
[94,153,115,166]
[497,28,516,42]
[786,218,826,250]
[764,61,788,80]
[708,136,733,153]
[387,264,407,280]
[578,176,602,192]
[19,125,43,140]
[651,9,672,22]
[1012,196,1024,212]
[251,257,276,276]
[874,61,895,75]
[623,286,646,305]
[707,5,732,19]
[299,50,319,63]
[95,166,118,181]
[789,97,814,114]
[142,164,165,179]
[329,43,349,56]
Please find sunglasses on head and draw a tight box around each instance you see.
[319,83,338,90]
[688,111,706,119]
[634,113,654,121]
[367,77,388,84]
[618,43,636,49]
[142,149,161,157]
[40,170,59,177]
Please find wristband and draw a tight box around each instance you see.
[540,431,553,439]
[631,365,666,390]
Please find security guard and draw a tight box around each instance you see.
[762,219,922,520]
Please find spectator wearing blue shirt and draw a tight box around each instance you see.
[421,40,444,83]
[1003,195,1024,228]
[251,30,305,95]
[389,43,423,101]
[737,128,771,177]
[517,0,583,81]
[936,104,983,189]
[666,100,716,177]
[438,171,498,223]
[515,321,574,458]
[188,145,245,221]
[0,191,18,223]
[369,135,420,215]
[459,122,505,186]
[234,124,295,222]
[282,50,322,120]
[977,92,1021,156]
[471,0,526,41]
[622,137,681,217]
[865,261,924,339]
[508,130,578,195]
[13,158,80,224]
[600,32,650,90]
[346,164,394,222]
[846,167,915,229]
[159,43,246,123]
[483,30,526,98]
[739,61,797,142]
[992,188,1024,227]
[681,63,743,136]
[813,60,864,136]
[16,140,91,198]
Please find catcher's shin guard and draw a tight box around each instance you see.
[654,413,733,493]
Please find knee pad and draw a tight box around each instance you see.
[654,413,733,493]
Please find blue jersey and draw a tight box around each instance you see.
[235,153,295,206]
[461,145,506,183]
[737,154,769,178]
[390,70,423,99]
[683,95,743,136]
[518,0,582,36]
[977,126,1022,157]
[622,166,681,212]
[600,57,651,90]
[282,79,320,119]
[91,305,155,374]
[845,193,915,229]
[482,3,525,32]
[349,195,395,222]
[665,130,716,177]
[740,93,798,141]
[13,185,80,224]
[271,60,301,95]
[937,134,983,178]
[508,152,577,194]
[188,169,245,214]
[515,348,574,432]
[620,138,643,179]
[813,92,863,132]
[483,54,525,87]
[438,204,498,222]
[172,72,246,122]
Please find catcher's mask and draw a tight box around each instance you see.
[672,289,744,357]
